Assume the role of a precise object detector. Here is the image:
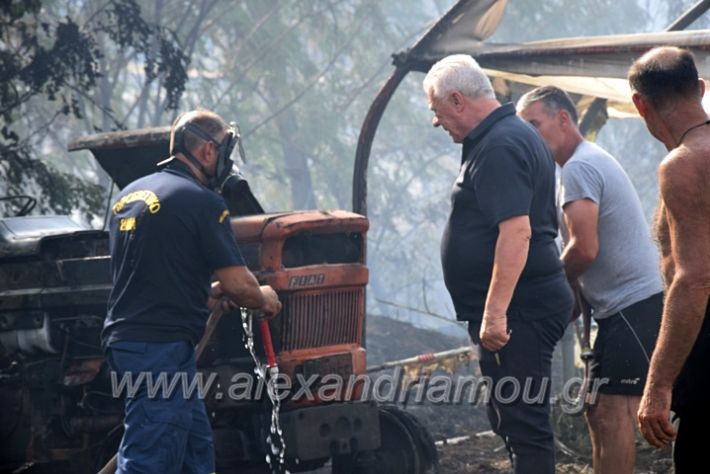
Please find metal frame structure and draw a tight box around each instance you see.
[352,0,710,215]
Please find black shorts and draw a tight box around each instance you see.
[588,292,663,397]
[672,300,710,416]
[674,409,710,473]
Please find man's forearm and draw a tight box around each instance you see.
[647,278,707,390]
[215,267,266,309]
[226,284,265,309]
[485,229,530,315]
[561,243,594,282]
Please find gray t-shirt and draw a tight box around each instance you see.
[559,141,663,319]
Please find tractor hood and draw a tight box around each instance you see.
[68,127,264,216]
[68,127,171,189]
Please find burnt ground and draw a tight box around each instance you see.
[363,315,674,474]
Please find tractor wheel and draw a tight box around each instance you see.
[332,405,437,474]
[381,406,438,472]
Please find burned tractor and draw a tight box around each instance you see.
[0,127,436,473]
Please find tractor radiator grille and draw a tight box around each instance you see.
[280,288,363,351]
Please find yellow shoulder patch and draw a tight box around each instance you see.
[218,209,230,224]
[119,217,136,232]
[112,190,161,215]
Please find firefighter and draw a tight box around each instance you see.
[102,109,282,473]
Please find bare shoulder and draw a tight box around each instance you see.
[659,141,710,217]
[660,142,710,190]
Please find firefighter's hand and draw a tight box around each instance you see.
[208,282,238,312]
[258,285,282,320]
[638,384,676,449]
[479,311,510,352]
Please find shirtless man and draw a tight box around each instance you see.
[628,46,710,473]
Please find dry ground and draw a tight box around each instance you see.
[365,315,674,474]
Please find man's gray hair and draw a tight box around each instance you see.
[423,54,495,101]
[516,86,579,126]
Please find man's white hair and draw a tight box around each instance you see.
[422,54,495,101]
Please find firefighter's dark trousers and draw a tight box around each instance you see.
[107,340,215,474]
[469,310,569,474]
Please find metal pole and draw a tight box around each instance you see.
[352,66,409,216]
[666,0,710,32]
[561,323,578,386]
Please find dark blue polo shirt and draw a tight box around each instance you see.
[102,161,245,347]
[441,103,573,321]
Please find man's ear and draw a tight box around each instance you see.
[698,79,706,99]
[558,109,572,128]
[450,91,465,111]
[631,92,648,118]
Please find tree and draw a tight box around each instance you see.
[0,0,188,219]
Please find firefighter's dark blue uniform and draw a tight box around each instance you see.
[103,160,245,473]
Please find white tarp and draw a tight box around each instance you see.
[483,68,638,117]
[483,67,710,118]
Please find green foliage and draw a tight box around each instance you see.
[0,6,98,124]
[0,143,104,220]
[0,0,188,220]
[102,0,188,108]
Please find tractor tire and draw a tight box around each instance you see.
[332,405,437,474]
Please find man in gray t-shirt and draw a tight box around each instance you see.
[518,86,663,474]
[559,140,662,316]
